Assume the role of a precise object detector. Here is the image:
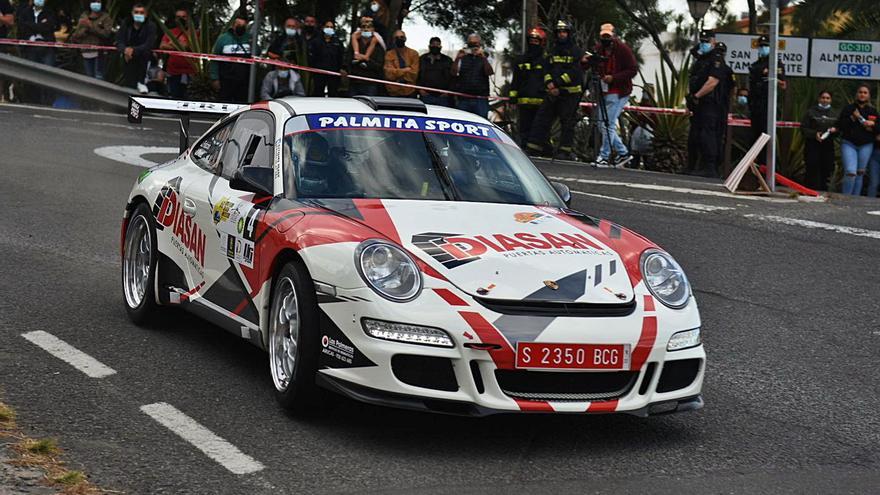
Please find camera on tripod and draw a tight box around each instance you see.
[582,50,608,69]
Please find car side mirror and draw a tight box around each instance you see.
[551,181,572,207]
[230,166,274,197]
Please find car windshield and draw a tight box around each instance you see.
[283,113,564,207]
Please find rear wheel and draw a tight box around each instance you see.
[268,259,323,413]
[122,203,159,325]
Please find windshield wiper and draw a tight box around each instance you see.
[422,133,460,201]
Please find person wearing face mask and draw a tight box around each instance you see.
[527,20,589,161]
[452,33,494,118]
[260,67,305,100]
[344,16,385,96]
[70,0,112,80]
[683,30,715,174]
[417,37,453,107]
[16,0,57,67]
[268,17,306,66]
[362,0,389,41]
[748,34,786,153]
[835,84,877,195]
[115,3,156,91]
[210,10,253,103]
[734,87,750,118]
[310,20,344,97]
[509,27,548,146]
[159,6,197,98]
[800,90,837,191]
[586,22,636,165]
[383,29,419,97]
[686,39,733,178]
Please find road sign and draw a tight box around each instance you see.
[809,39,880,80]
[715,33,809,77]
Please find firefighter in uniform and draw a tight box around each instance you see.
[749,34,786,149]
[510,27,548,147]
[526,20,584,161]
[685,30,716,175]
[688,37,733,177]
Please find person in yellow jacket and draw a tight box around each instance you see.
[384,30,419,97]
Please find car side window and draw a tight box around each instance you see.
[192,119,236,174]
[220,111,275,181]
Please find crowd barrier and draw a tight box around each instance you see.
[0,38,803,128]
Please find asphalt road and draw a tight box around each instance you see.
[0,103,878,494]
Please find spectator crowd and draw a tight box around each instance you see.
[0,0,498,119]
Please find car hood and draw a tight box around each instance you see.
[314,199,639,304]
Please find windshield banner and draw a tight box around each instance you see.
[306,114,500,140]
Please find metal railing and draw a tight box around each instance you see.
[0,52,135,111]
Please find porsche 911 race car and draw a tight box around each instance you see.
[121,95,704,416]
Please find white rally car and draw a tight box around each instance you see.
[122,96,704,416]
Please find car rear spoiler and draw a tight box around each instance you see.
[127,96,248,154]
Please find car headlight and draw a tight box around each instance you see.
[640,250,691,309]
[356,240,422,301]
[667,328,701,351]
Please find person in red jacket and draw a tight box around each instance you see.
[592,23,637,168]
[159,6,197,98]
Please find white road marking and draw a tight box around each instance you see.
[140,402,265,475]
[868,211,880,216]
[744,214,880,240]
[646,200,735,212]
[21,331,116,378]
[571,190,701,212]
[93,145,178,168]
[550,175,798,203]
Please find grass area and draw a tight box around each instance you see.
[0,400,109,495]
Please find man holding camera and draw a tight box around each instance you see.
[525,20,584,161]
[590,23,637,167]
[453,33,493,117]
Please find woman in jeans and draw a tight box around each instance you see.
[836,84,877,195]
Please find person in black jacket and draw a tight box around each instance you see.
[452,33,493,117]
[310,20,344,97]
[748,34,786,149]
[525,19,584,161]
[417,37,453,107]
[684,30,715,174]
[115,3,157,90]
[16,0,56,66]
[510,27,547,146]
[836,84,877,195]
[800,90,837,191]
[344,16,384,96]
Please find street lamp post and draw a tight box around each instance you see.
[687,0,712,41]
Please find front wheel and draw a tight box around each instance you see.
[268,259,323,414]
[122,203,159,325]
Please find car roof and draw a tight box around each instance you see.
[276,97,493,125]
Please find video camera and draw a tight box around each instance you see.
[582,50,608,68]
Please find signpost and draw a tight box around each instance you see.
[715,33,809,76]
[809,39,880,80]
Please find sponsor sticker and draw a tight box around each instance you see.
[305,114,499,140]
[411,231,608,269]
[514,212,550,224]
[212,197,233,224]
[152,179,206,274]
[321,334,355,365]
[219,233,255,268]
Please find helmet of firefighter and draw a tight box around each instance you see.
[555,19,572,33]
[528,27,547,45]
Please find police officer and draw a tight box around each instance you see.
[685,30,716,175]
[688,36,733,177]
[526,20,584,161]
[749,34,786,144]
[510,27,548,146]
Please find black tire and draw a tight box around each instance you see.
[268,258,324,414]
[122,202,160,325]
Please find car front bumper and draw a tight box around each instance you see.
[315,280,706,416]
